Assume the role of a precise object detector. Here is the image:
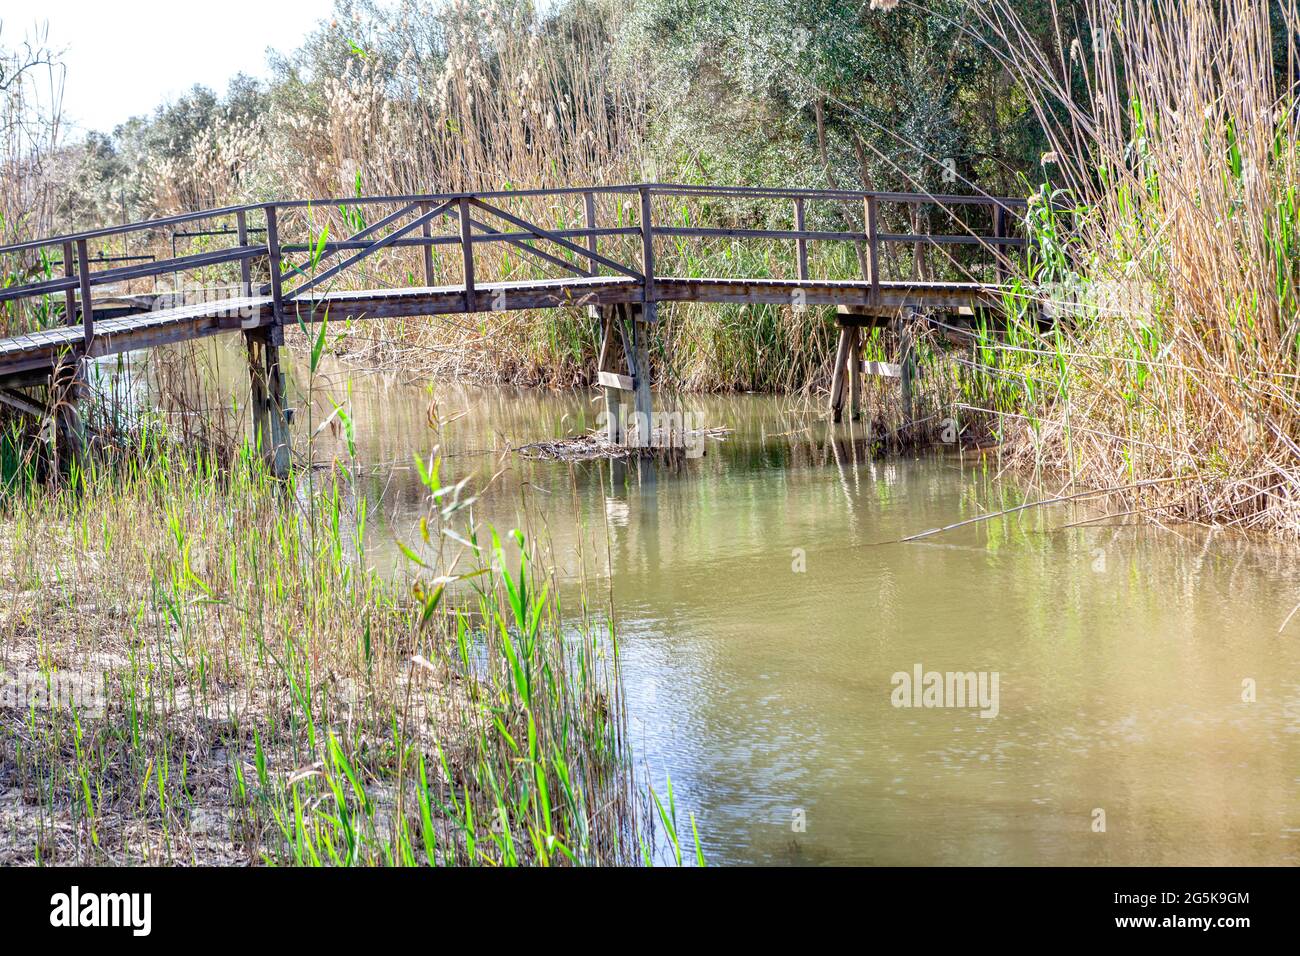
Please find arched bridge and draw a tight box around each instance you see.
[0,183,1028,473]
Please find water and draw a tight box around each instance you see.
[196,349,1300,865]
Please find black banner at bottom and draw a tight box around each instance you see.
[0,865,1281,941]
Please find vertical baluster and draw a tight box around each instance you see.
[638,186,655,304]
[264,205,284,336]
[236,209,252,292]
[584,190,598,275]
[420,201,436,286]
[459,196,475,312]
[794,197,809,281]
[75,239,93,350]
[864,195,880,300]
[238,208,269,457]
[993,203,1007,284]
[62,241,77,327]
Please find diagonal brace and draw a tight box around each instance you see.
[286,201,454,301]
[469,198,642,280]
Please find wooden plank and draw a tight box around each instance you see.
[265,206,285,342]
[864,196,880,297]
[278,227,638,254]
[597,305,624,444]
[264,340,291,478]
[236,210,252,291]
[597,370,634,391]
[631,302,654,447]
[584,191,599,263]
[0,387,44,419]
[654,226,865,242]
[899,309,917,428]
[246,332,270,458]
[62,242,77,326]
[880,232,1026,247]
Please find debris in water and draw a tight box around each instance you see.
[514,426,730,461]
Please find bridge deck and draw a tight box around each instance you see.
[0,275,1005,380]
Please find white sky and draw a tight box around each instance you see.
[0,0,336,135]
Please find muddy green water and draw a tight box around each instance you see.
[193,350,1300,865]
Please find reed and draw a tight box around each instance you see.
[959,0,1300,535]
[0,426,657,864]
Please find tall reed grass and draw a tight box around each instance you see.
[962,0,1300,535]
[0,429,664,864]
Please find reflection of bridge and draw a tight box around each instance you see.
[0,183,1027,474]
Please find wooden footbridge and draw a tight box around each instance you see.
[0,183,1026,473]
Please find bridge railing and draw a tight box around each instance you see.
[0,183,1029,352]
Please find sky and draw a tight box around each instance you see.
[0,0,336,135]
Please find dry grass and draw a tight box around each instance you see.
[969,0,1300,535]
[0,439,641,865]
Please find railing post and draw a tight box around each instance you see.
[583,190,604,351]
[912,204,930,282]
[62,241,77,327]
[236,209,252,292]
[794,197,809,281]
[583,190,599,270]
[458,196,475,312]
[75,239,93,350]
[420,201,436,286]
[864,195,880,300]
[264,205,285,340]
[638,186,655,304]
[992,202,1007,284]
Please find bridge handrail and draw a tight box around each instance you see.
[0,183,1026,257]
[0,183,1029,345]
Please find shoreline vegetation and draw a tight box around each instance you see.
[1,0,1299,867]
[0,435,676,865]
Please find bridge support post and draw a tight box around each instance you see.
[238,209,274,467]
[50,356,88,472]
[898,309,918,433]
[244,333,271,462]
[596,305,625,444]
[847,325,862,422]
[828,325,852,423]
[263,334,291,480]
[260,205,291,479]
[630,302,654,448]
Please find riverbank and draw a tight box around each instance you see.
[0,438,643,865]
